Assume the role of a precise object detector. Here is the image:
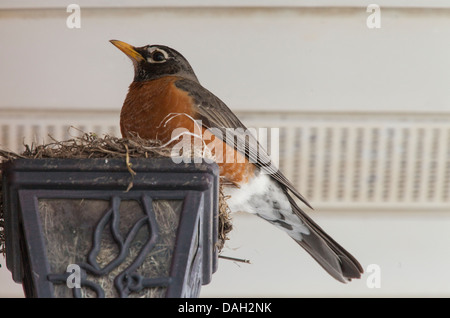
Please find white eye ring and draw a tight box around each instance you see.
[147,47,169,63]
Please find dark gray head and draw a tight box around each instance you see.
[110,40,199,83]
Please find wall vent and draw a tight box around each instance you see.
[1,109,450,210]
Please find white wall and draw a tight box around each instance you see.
[1,3,450,298]
[1,5,450,114]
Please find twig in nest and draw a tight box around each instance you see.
[219,254,251,264]
[124,144,136,193]
[0,149,26,160]
[220,176,241,189]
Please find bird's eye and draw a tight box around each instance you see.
[152,51,166,62]
[147,48,168,63]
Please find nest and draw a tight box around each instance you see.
[0,132,232,256]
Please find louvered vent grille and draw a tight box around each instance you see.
[238,112,450,210]
[1,110,450,210]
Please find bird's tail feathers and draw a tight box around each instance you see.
[286,194,363,283]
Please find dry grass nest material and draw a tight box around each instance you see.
[0,133,233,255]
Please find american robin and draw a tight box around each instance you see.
[110,40,363,283]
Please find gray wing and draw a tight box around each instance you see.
[175,78,312,209]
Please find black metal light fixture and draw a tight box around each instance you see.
[1,158,219,298]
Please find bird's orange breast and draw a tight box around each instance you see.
[120,76,195,142]
[120,76,255,185]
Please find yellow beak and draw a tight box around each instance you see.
[110,40,145,62]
